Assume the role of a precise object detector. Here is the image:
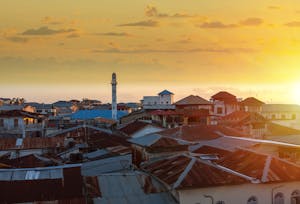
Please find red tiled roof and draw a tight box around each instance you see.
[211,91,237,103]
[175,95,212,105]
[217,149,300,183]
[241,97,265,106]
[142,154,248,189]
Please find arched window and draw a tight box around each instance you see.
[247,196,258,204]
[275,192,284,204]
[291,190,300,204]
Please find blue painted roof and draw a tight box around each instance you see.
[158,90,174,95]
[70,110,128,120]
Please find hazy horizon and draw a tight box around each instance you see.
[1,0,300,104]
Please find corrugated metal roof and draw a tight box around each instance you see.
[71,110,128,120]
[0,163,81,181]
[129,134,161,147]
[217,148,300,183]
[81,154,132,176]
[93,172,178,204]
[83,149,109,159]
[142,154,249,190]
[0,136,65,150]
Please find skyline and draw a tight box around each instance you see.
[1,0,300,104]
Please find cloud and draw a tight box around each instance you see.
[240,18,263,26]
[21,26,76,35]
[145,5,194,18]
[284,21,300,27]
[92,47,256,54]
[5,36,28,43]
[41,16,64,25]
[66,33,80,38]
[96,32,131,37]
[118,20,158,27]
[268,6,281,10]
[199,21,238,29]
[198,18,263,29]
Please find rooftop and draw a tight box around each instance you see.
[217,148,300,183]
[71,109,128,120]
[240,97,265,106]
[142,154,249,190]
[175,95,212,105]
[158,90,174,96]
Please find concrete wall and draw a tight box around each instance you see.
[179,181,300,204]
[143,96,160,105]
[160,94,173,105]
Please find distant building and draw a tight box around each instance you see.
[53,101,78,115]
[175,95,213,113]
[218,110,268,139]
[0,98,11,105]
[240,97,265,113]
[25,102,56,116]
[0,104,36,113]
[262,104,300,130]
[211,91,239,117]
[0,110,45,137]
[142,90,175,110]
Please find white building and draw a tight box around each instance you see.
[142,90,175,110]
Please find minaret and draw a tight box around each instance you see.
[111,72,117,120]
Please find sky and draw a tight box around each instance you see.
[1,0,300,104]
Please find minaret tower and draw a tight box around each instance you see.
[111,72,117,120]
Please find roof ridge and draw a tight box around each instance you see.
[261,155,272,182]
[173,157,196,189]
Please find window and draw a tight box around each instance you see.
[275,192,284,204]
[292,114,297,120]
[216,201,225,204]
[0,119,3,127]
[217,107,223,114]
[291,190,300,204]
[14,119,18,128]
[248,196,258,204]
[281,114,286,120]
[272,114,276,119]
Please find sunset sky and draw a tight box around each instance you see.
[1,0,300,104]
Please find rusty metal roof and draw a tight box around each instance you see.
[0,165,84,203]
[0,136,65,150]
[142,154,249,190]
[93,171,178,204]
[217,148,300,183]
